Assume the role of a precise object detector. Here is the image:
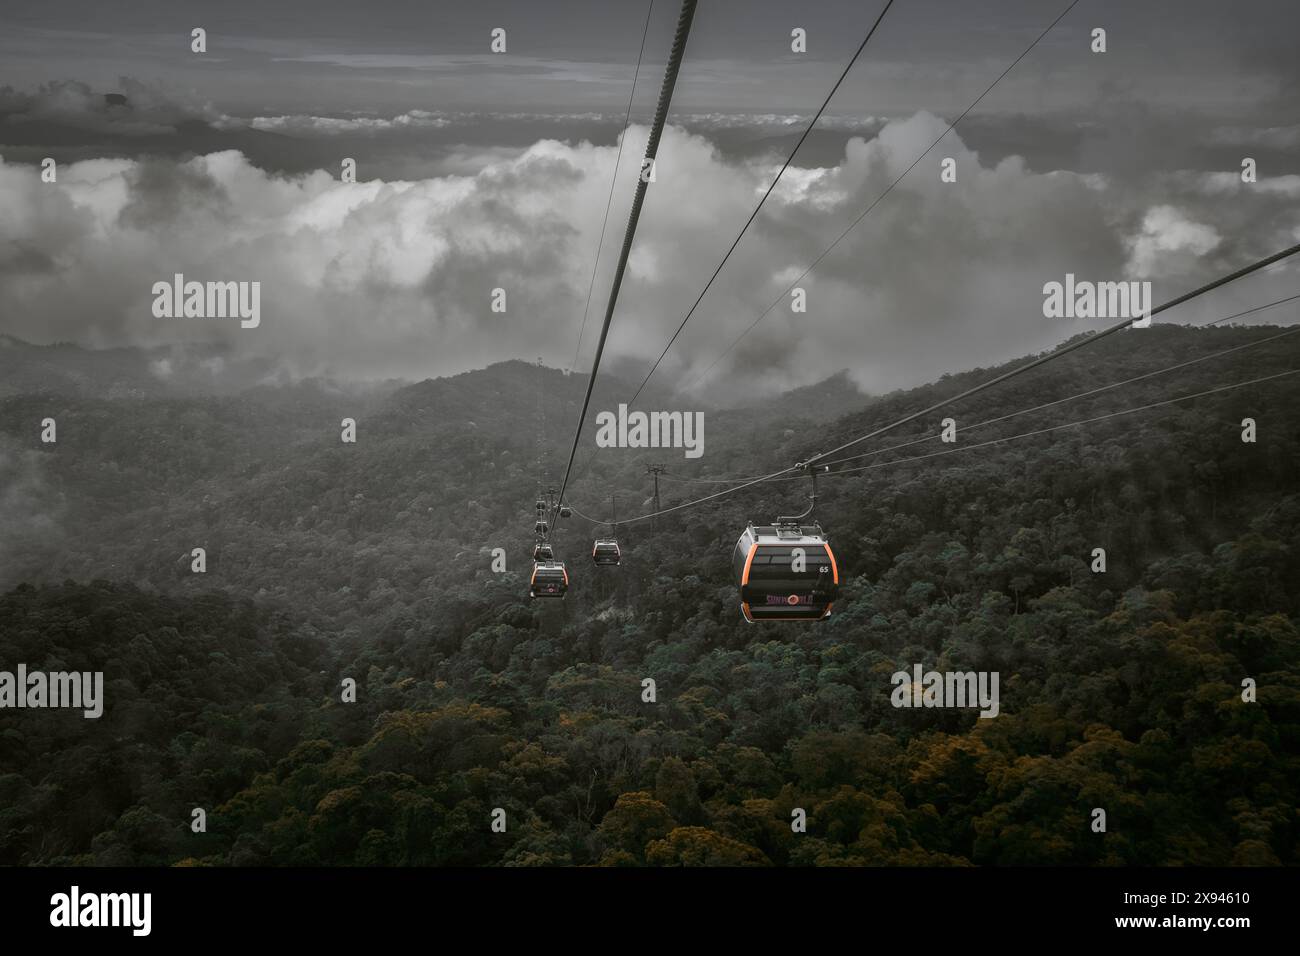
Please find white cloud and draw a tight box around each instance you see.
[1126,205,1222,278]
[225,110,453,135]
[1193,170,1300,198]
[1,113,1296,397]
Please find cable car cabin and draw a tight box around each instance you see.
[529,561,568,599]
[559,506,573,518]
[533,543,554,561]
[534,520,549,537]
[592,539,621,566]
[732,523,838,622]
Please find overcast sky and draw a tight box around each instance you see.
[1,0,1298,398]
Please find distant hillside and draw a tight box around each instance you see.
[2,322,1298,866]
[735,368,872,423]
[376,359,586,438]
[2,323,1295,599]
[0,336,286,398]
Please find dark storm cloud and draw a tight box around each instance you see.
[0,240,56,276]
[117,157,233,227]
[0,78,216,134]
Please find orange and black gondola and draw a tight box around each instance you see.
[529,561,569,599]
[592,538,621,566]
[732,523,838,622]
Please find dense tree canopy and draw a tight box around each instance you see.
[1,326,1297,865]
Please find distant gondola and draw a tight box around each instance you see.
[534,520,549,537]
[533,543,554,561]
[732,523,838,622]
[592,538,621,566]
[529,561,568,599]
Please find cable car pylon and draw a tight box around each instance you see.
[646,463,665,530]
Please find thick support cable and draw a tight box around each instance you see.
[553,0,698,526]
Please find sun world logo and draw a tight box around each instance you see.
[151,273,261,328]
[594,404,704,459]
[1042,273,1152,327]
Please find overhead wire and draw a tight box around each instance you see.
[593,365,1300,517]
[570,0,656,373]
[557,0,902,501]
[804,240,1300,468]
[653,291,1300,483]
[552,0,699,527]
[627,0,898,404]
[568,243,1300,521]
[550,0,1300,538]
[819,307,1300,469]
[822,368,1300,478]
[676,0,1084,396]
[1202,289,1300,326]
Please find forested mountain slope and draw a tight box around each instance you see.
[1,323,1297,865]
